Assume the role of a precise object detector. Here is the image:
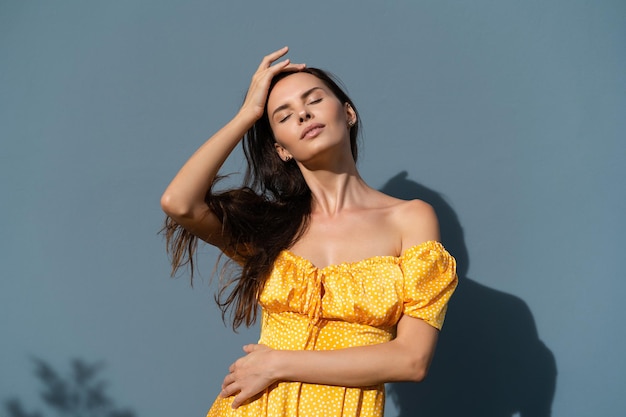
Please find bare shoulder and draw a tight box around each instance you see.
[389,198,440,251]
[360,189,439,252]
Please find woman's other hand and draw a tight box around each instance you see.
[220,344,279,409]
[239,46,306,122]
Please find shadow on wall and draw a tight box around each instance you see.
[382,172,557,417]
[3,357,136,417]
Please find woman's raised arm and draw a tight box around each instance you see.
[160,47,305,249]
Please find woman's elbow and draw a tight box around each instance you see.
[405,355,432,383]
[160,192,191,218]
[407,365,428,383]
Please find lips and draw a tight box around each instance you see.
[300,123,325,139]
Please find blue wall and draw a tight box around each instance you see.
[1,1,624,416]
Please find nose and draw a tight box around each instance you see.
[298,109,312,123]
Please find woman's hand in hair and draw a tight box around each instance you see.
[161,48,303,251]
[239,46,306,122]
[220,344,278,409]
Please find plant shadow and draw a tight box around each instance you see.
[381,171,557,417]
[3,357,136,417]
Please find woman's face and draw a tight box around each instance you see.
[266,72,356,163]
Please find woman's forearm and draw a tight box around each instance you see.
[160,111,255,218]
[276,342,423,386]
[273,316,439,386]
[221,316,438,411]
[222,318,439,410]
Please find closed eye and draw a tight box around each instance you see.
[279,114,292,123]
[308,98,322,104]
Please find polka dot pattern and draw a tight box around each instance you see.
[206,240,457,416]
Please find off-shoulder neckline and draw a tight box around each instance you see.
[279,240,443,271]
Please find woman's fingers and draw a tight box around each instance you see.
[220,377,238,397]
[222,370,234,389]
[231,392,249,409]
[256,59,304,82]
[243,343,271,353]
[262,58,291,77]
[219,373,253,409]
[219,346,276,407]
[240,49,305,120]
[256,46,289,71]
[255,46,305,78]
[243,344,258,353]
[280,62,307,73]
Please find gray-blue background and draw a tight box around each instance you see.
[1,1,624,416]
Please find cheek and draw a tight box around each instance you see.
[270,124,297,147]
[327,102,348,124]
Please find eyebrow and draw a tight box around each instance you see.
[270,87,324,118]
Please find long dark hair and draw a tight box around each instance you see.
[163,68,360,329]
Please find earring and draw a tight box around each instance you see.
[348,120,355,127]
[284,156,292,162]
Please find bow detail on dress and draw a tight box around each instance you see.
[303,268,324,349]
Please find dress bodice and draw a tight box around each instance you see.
[207,240,458,417]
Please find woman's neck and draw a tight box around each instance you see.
[301,166,371,216]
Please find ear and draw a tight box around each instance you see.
[274,142,293,162]
[345,103,357,127]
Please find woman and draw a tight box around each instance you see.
[161,47,457,417]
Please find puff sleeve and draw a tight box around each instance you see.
[400,241,458,330]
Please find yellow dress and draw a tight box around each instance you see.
[207,240,457,417]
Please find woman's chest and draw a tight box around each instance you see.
[286,212,402,270]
